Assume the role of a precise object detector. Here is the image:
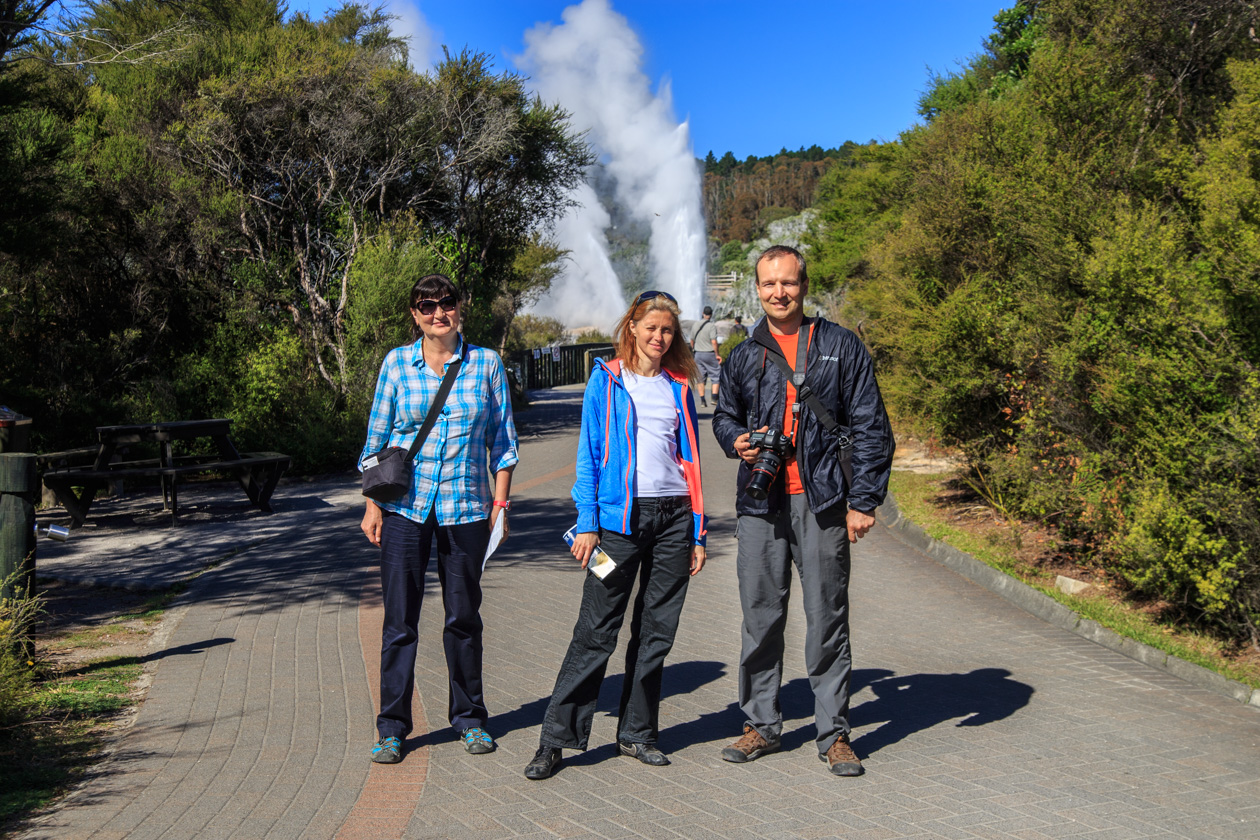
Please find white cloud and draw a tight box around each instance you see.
[386,0,438,71]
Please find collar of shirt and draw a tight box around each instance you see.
[409,334,466,373]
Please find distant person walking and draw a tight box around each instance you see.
[358,273,518,765]
[729,315,749,341]
[691,305,721,407]
[524,290,707,780]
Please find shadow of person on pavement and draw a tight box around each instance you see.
[60,637,236,677]
[486,660,726,762]
[849,667,1034,757]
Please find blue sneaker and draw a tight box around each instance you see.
[371,736,402,764]
[461,727,496,754]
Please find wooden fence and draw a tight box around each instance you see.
[505,344,615,391]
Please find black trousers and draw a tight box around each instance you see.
[377,509,491,740]
[540,496,693,749]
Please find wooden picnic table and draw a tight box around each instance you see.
[42,419,290,527]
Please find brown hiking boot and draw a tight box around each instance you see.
[720,725,780,763]
[821,734,863,776]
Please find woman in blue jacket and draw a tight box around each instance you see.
[524,290,707,780]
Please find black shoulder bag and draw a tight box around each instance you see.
[361,358,462,503]
[760,332,855,488]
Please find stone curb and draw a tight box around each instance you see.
[877,491,1260,711]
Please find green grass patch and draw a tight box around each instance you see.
[887,471,1260,690]
[0,655,144,827]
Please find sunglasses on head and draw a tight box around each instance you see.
[415,295,458,316]
[636,290,677,305]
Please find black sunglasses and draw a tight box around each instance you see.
[415,295,458,316]
[636,290,677,305]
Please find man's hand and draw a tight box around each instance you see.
[734,425,769,465]
[361,500,383,546]
[571,531,600,569]
[690,544,706,575]
[846,508,875,543]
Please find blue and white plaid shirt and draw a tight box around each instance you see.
[360,335,519,525]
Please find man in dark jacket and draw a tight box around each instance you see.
[712,245,894,776]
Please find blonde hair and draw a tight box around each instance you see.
[613,294,699,387]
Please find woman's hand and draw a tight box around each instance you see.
[571,531,600,570]
[690,544,706,576]
[489,505,510,540]
[361,500,383,546]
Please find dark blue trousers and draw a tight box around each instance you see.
[377,509,491,740]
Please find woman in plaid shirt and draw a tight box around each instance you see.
[359,274,519,766]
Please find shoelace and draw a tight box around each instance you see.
[732,729,765,752]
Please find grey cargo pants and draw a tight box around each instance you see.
[736,492,853,755]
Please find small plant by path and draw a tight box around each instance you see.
[0,582,175,834]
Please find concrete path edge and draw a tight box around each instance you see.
[876,491,1260,711]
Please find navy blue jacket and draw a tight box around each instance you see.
[713,316,894,516]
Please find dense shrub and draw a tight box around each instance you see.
[818,1,1260,643]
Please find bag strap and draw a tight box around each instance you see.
[691,320,707,348]
[405,357,462,461]
[760,334,855,488]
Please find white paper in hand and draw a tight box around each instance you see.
[563,525,616,579]
[483,512,506,570]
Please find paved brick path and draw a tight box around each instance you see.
[21,385,1260,839]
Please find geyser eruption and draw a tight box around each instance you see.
[521,0,708,328]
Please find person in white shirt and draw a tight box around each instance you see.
[524,290,708,780]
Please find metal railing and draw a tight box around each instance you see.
[506,344,615,391]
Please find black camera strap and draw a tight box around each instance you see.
[760,329,855,488]
[406,357,462,461]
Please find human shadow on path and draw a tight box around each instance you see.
[850,667,1034,757]
[444,660,726,762]
[654,675,854,755]
[62,637,236,677]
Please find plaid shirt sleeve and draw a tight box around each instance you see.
[360,349,401,464]
[485,352,519,473]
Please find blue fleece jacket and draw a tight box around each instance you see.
[572,358,707,546]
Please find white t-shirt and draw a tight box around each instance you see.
[623,370,690,498]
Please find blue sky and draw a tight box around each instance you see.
[290,0,1004,159]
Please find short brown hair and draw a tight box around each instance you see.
[754,245,808,288]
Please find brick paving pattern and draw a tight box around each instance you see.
[21,385,1260,839]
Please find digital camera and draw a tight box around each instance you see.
[745,429,795,501]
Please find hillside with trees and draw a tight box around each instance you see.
[806,0,1260,649]
[702,144,863,244]
[0,0,590,469]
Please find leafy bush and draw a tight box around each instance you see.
[820,2,1260,643]
[0,571,40,730]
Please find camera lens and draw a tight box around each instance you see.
[745,450,782,501]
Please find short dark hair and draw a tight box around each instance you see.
[410,273,459,308]
[754,245,808,288]
[733,315,742,323]
[702,305,713,317]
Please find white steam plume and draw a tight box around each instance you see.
[521,0,708,327]
[546,182,627,331]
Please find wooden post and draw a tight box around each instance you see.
[0,453,37,658]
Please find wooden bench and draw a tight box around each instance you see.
[43,451,290,527]
[42,419,292,526]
